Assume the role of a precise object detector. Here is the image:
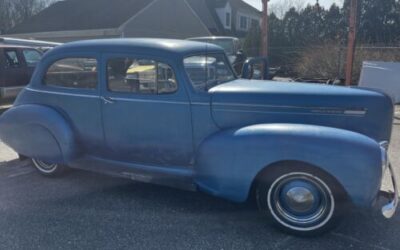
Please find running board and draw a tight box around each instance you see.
[69,156,197,191]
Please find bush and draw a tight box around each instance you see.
[243,25,261,57]
[294,43,343,80]
[294,43,400,83]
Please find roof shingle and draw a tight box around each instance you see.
[8,0,154,34]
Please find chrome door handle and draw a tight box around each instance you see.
[101,97,115,104]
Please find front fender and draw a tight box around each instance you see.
[0,104,79,164]
[195,123,382,207]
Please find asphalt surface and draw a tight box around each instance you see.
[0,109,400,250]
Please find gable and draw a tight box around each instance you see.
[121,0,211,39]
[8,0,154,34]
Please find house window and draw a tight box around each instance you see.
[107,57,177,95]
[225,12,231,27]
[239,16,248,30]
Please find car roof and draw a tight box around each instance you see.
[0,44,37,49]
[188,36,239,41]
[45,38,224,58]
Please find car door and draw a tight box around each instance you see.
[37,54,104,156]
[100,54,194,167]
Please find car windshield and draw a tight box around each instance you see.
[191,39,235,55]
[208,40,235,55]
[184,53,236,92]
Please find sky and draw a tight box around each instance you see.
[244,0,344,11]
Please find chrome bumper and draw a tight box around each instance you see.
[381,162,399,218]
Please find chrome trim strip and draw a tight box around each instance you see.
[213,102,332,109]
[213,102,367,116]
[191,102,210,106]
[26,88,189,105]
[213,108,365,117]
[344,110,367,115]
[26,88,99,99]
[110,97,189,105]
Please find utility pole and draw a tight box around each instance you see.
[345,0,358,86]
[261,0,269,57]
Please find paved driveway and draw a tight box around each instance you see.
[0,109,399,250]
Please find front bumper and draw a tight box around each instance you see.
[379,141,398,218]
[381,162,399,218]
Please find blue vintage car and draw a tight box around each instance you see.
[0,39,397,236]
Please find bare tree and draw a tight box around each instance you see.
[13,0,46,24]
[269,0,306,18]
[0,0,13,34]
[0,0,56,34]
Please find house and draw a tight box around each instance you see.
[5,0,261,42]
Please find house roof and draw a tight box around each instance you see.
[230,0,261,16]
[186,0,219,34]
[208,0,261,16]
[8,0,154,34]
[7,0,261,35]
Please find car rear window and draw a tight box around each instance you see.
[44,57,98,89]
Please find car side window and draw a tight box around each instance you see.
[107,57,177,95]
[44,57,98,89]
[5,50,21,68]
[22,49,42,67]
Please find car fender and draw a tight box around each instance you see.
[0,104,79,164]
[195,123,382,207]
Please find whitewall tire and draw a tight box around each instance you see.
[31,158,67,177]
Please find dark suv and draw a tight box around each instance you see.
[0,45,42,102]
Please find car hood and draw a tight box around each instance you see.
[209,79,394,142]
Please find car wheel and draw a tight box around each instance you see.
[31,158,67,177]
[256,163,346,236]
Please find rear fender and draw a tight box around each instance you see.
[0,104,79,164]
[195,123,382,207]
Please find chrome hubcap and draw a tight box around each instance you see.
[267,172,335,232]
[285,187,315,213]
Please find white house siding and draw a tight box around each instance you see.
[216,2,232,30]
[236,11,259,32]
[121,0,211,39]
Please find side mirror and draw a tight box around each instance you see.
[241,57,269,80]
